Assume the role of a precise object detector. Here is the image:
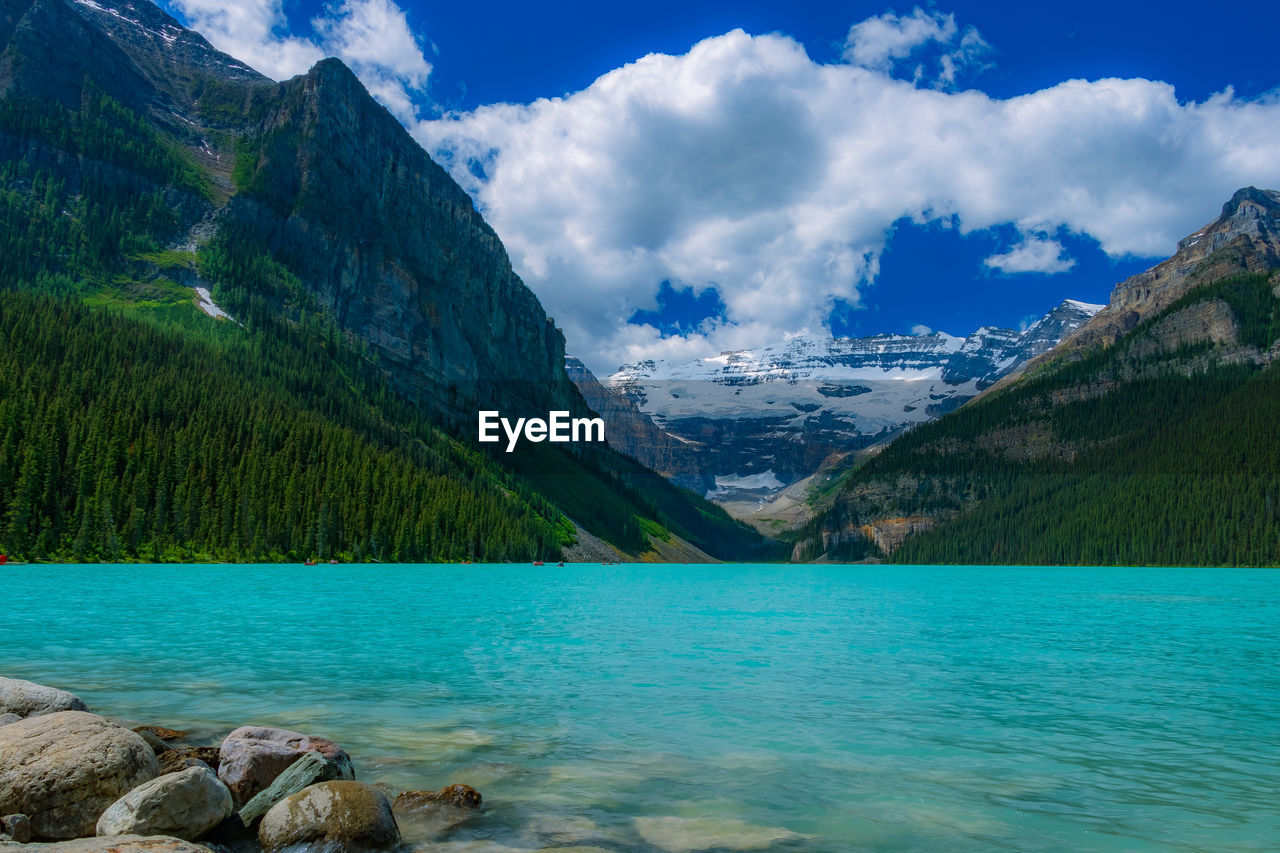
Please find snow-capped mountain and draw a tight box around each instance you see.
[602,300,1102,502]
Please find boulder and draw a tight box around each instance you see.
[392,784,482,812]
[2,814,32,843]
[258,781,399,853]
[95,766,232,841]
[0,679,87,719]
[158,749,218,777]
[0,711,159,840]
[238,750,354,826]
[0,834,211,852]
[217,727,351,806]
[0,715,20,728]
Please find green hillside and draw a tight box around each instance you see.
[0,0,776,563]
[799,271,1280,567]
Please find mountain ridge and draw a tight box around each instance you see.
[795,187,1280,565]
[594,299,1100,505]
[0,0,776,562]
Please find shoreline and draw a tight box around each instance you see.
[0,677,480,852]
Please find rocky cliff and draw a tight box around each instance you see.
[565,357,714,494]
[224,59,579,419]
[1,0,579,423]
[1067,187,1280,350]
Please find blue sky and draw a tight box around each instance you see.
[160,0,1280,371]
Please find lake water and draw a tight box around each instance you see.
[3,563,1278,852]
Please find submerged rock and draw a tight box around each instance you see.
[134,731,173,757]
[392,784,481,812]
[390,783,482,838]
[0,679,87,719]
[238,750,353,826]
[258,781,399,853]
[0,711,159,840]
[131,728,186,743]
[95,766,232,841]
[218,727,352,806]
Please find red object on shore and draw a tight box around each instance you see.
[0,554,7,565]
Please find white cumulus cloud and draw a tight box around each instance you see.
[984,233,1076,274]
[416,25,1280,372]
[167,0,430,122]
[843,7,991,88]
[166,0,322,80]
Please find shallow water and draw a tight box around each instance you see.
[4,563,1279,851]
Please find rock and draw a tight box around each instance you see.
[258,781,399,853]
[132,727,186,743]
[0,678,87,719]
[0,715,20,728]
[392,784,482,812]
[3,815,32,843]
[238,750,353,826]
[390,784,481,836]
[135,731,174,756]
[95,766,232,841]
[0,711,159,840]
[0,834,212,852]
[217,727,351,806]
[158,749,219,777]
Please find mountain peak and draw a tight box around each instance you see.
[1221,186,1280,220]
[1059,186,1280,351]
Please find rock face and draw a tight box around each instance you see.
[565,356,714,494]
[217,727,352,807]
[258,781,399,853]
[1066,187,1280,350]
[238,749,355,826]
[0,711,159,840]
[0,678,87,719]
[3,0,589,433]
[604,300,1101,504]
[222,57,584,424]
[94,765,232,841]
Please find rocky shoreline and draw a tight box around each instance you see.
[0,678,481,852]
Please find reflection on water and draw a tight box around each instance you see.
[4,563,1279,852]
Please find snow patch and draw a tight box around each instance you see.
[195,287,232,321]
[706,470,785,498]
[1064,299,1106,314]
[74,0,180,47]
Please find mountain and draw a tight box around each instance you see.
[0,0,775,562]
[601,300,1100,504]
[795,187,1280,566]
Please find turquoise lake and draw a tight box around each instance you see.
[3,563,1278,851]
